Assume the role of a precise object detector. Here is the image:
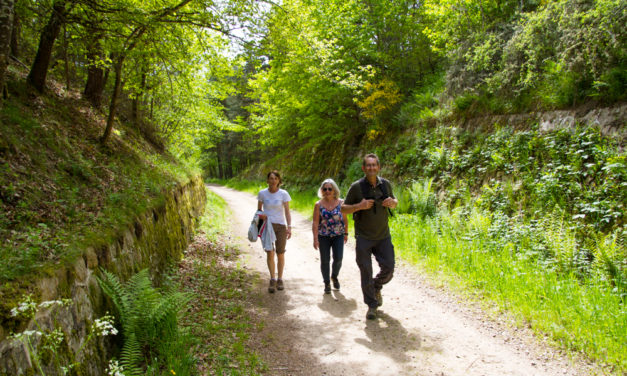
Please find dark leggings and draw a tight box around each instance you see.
[318,235,344,284]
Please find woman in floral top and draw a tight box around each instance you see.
[312,178,348,293]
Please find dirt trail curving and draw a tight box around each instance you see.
[208,184,597,376]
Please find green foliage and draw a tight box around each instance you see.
[391,208,627,372]
[98,269,194,376]
[0,88,192,283]
[230,0,440,179]
[394,74,445,127]
[428,0,627,109]
[393,125,625,234]
[396,179,438,218]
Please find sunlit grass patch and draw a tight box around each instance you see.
[391,211,627,374]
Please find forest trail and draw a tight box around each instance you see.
[207,184,593,376]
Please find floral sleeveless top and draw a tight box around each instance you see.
[318,201,346,237]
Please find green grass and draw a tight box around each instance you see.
[176,188,267,375]
[390,211,626,374]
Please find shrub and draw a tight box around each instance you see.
[98,269,194,376]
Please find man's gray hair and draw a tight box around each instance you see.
[317,178,341,199]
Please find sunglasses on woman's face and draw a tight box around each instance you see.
[322,187,333,192]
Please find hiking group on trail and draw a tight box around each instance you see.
[254,153,398,320]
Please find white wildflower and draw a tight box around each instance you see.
[10,330,43,341]
[93,314,118,336]
[107,359,125,376]
[48,328,65,346]
[10,295,37,318]
[38,300,64,309]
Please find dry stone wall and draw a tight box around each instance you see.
[0,176,206,376]
[459,103,626,141]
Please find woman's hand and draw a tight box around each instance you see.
[313,238,319,250]
[344,234,348,244]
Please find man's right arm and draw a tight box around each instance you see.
[341,200,373,214]
[341,185,374,214]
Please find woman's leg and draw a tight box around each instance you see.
[277,252,285,279]
[266,250,276,279]
[318,235,332,283]
[272,223,287,280]
[330,235,344,279]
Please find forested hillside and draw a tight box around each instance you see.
[0,0,625,373]
[209,0,625,179]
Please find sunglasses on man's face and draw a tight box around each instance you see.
[322,187,333,192]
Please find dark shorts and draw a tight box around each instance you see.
[272,223,287,254]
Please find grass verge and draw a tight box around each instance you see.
[175,188,266,375]
[390,211,626,375]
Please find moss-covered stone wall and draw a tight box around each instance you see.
[0,176,206,375]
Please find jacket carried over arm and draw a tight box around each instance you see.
[248,210,276,251]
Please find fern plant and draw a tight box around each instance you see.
[98,268,193,375]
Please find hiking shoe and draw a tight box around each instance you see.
[324,283,331,294]
[366,307,377,320]
[375,289,382,307]
[331,277,340,290]
[268,279,276,293]
[276,279,284,291]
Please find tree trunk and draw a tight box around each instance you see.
[100,57,123,144]
[132,71,145,125]
[62,25,70,90]
[0,0,14,104]
[9,7,18,58]
[83,38,106,107]
[150,94,154,120]
[217,151,224,179]
[27,0,66,93]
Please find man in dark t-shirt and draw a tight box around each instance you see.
[342,153,398,320]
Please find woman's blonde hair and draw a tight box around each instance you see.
[317,178,341,199]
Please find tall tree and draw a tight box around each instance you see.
[0,0,14,104]
[26,0,68,92]
[83,38,107,107]
[99,0,216,144]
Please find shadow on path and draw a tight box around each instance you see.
[356,310,425,364]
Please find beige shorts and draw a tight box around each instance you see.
[271,223,287,254]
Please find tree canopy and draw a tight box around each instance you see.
[1,0,624,178]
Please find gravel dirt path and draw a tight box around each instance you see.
[207,184,599,376]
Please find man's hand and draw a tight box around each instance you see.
[360,199,375,210]
[382,197,397,209]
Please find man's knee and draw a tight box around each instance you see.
[377,268,394,285]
